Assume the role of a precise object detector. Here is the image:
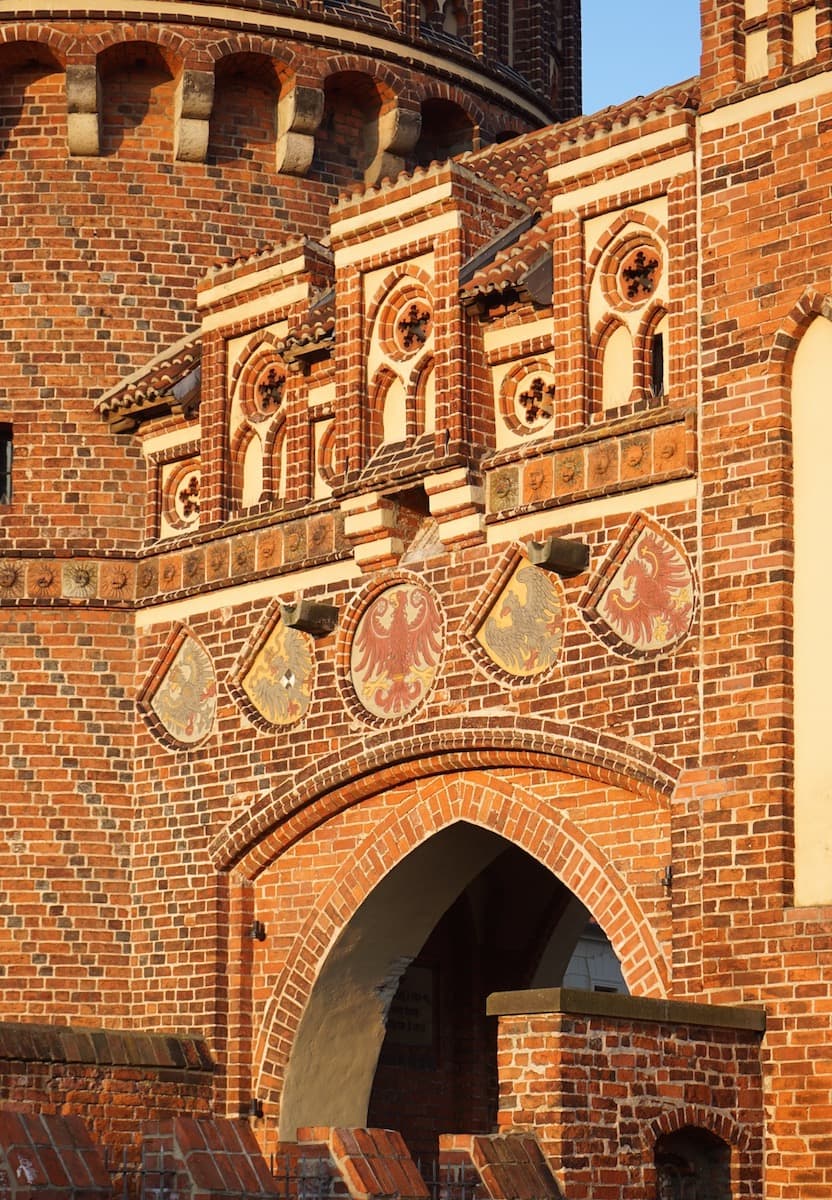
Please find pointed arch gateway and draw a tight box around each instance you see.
[242,769,672,1144]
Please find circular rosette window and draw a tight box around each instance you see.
[500,362,556,436]
[602,236,664,312]
[163,460,201,533]
[379,283,434,362]
[350,581,444,721]
[245,359,286,422]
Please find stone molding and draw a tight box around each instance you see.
[486,986,767,1032]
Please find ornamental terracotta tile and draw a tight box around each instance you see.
[182,550,205,589]
[555,449,584,496]
[136,559,159,600]
[586,517,695,655]
[240,619,315,728]
[28,561,60,600]
[207,542,229,584]
[488,467,519,513]
[350,581,443,720]
[149,635,217,744]
[653,424,686,474]
[232,534,256,578]
[309,516,334,557]
[62,561,98,600]
[523,457,554,506]
[283,521,307,563]
[620,434,652,482]
[159,555,181,594]
[333,512,350,555]
[257,528,282,573]
[0,561,25,599]
[100,561,134,602]
[587,442,619,491]
[476,562,563,677]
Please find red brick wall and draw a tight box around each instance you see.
[3,3,832,1196]
[0,609,136,1021]
[695,26,832,1198]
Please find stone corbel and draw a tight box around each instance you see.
[67,64,100,157]
[364,104,421,186]
[175,70,214,163]
[276,85,325,177]
[424,467,485,548]
[341,491,403,571]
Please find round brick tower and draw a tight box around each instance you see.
[0,0,579,552]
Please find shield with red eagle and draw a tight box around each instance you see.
[351,581,443,719]
[597,526,694,652]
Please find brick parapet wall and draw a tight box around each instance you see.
[0,1023,215,1150]
[488,990,765,1197]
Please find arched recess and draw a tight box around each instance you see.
[209,51,284,167]
[314,70,385,188]
[246,769,671,1141]
[790,309,832,905]
[593,316,634,415]
[0,38,67,157]
[654,1127,731,1199]
[440,0,469,39]
[644,1106,757,1197]
[413,97,475,165]
[586,210,670,420]
[641,302,669,401]
[230,423,264,510]
[414,356,436,433]
[228,332,289,513]
[98,39,178,157]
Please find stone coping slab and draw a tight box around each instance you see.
[485,986,766,1032]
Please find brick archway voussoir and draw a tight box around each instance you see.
[211,717,678,874]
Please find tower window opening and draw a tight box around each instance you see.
[650,332,665,399]
[0,424,11,504]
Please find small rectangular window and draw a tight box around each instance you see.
[0,424,11,504]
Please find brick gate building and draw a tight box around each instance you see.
[1,0,831,1196]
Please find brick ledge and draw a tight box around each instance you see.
[0,1021,215,1071]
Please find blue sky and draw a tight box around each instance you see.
[581,1,702,115]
